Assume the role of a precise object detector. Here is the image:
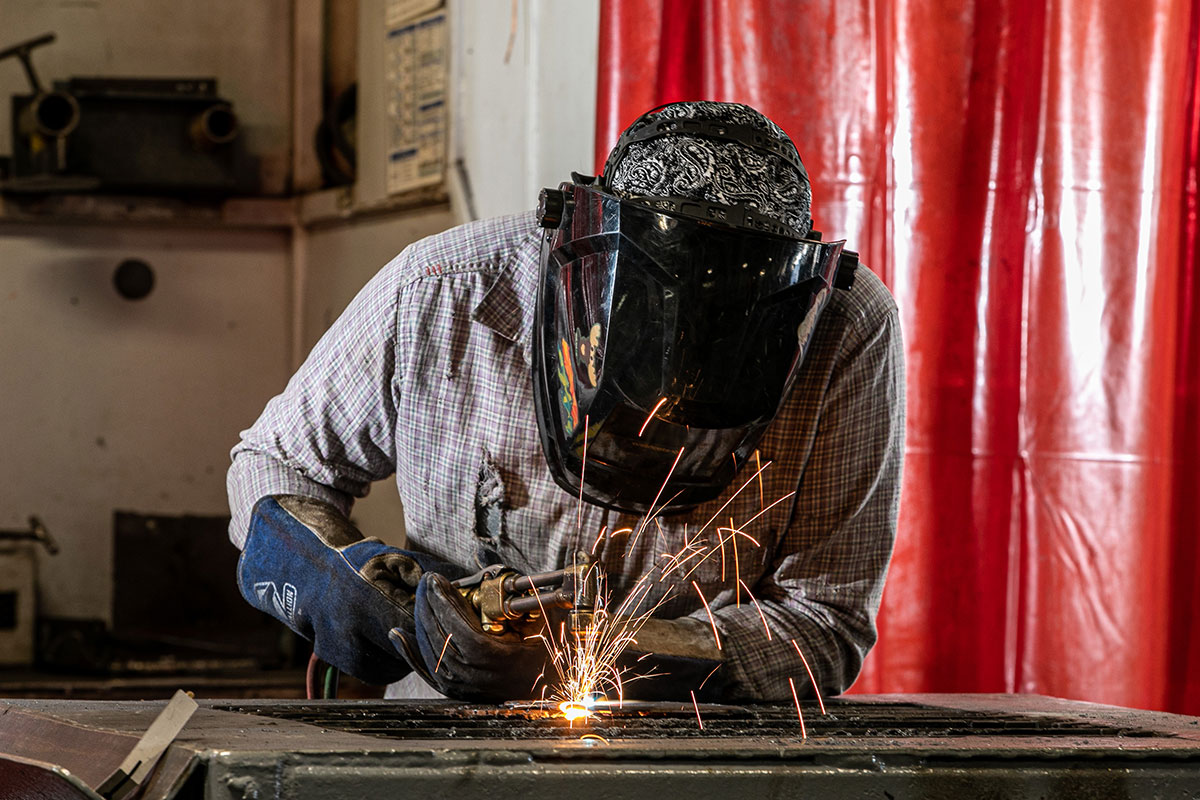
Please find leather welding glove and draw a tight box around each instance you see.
[236,495,463,686]
[615,617,731,702]
[389,572,550,703]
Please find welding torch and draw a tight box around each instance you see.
[452,550,602,638]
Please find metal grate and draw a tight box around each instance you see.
[214,699,1167,741]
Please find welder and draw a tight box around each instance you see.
[228,101,905,703]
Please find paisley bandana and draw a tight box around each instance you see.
[604,101,813,237]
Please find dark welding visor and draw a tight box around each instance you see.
[532,181,856,515]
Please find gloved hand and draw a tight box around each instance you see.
[615,616,731,702]
[236,495,463,685]
[389,572,550,702]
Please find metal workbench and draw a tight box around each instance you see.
[2,693,1199,799]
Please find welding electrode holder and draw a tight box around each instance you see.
[452,551,602,636]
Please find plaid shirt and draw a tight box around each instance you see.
[228,212,904,701]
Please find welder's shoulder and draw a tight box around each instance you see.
[385,211,540,287]
[822,264,899,338]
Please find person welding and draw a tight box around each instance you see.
[227,101,905,703]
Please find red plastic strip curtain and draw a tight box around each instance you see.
[597,0,1200,714]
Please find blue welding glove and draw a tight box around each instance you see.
[236,495,464,686]
[388,573,550,702]
[615,617,731,702]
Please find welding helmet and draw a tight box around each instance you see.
[532,102,858,515]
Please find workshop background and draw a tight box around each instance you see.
[0,0,1195,715]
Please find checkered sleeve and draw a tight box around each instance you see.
[716,300,905,701]
[226,256,406,548]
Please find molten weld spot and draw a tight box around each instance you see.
[559,701,592,722]
[559,692,606,723]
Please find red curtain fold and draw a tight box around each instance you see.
[596,0,1200,714]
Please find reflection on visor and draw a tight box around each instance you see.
[579,323,603,388]
[554,337,580,437]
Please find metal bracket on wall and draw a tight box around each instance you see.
[0,516,59,555]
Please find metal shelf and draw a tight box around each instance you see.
[0,185,450,231]
[0,192,295,229]
[296,184,449,229]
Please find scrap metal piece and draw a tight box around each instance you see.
[0,752,103,800]
[95,690,197,800]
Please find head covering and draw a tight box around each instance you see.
[602,101,813,237]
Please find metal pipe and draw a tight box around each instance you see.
[190,103,238,150]
[18,90,80,138]
[0,33,56,93]
[505,589,570,615]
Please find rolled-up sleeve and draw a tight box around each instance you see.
[227,258,405,548]
[717,303,905,701]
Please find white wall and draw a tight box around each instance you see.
[351,0,599,219]
[453,0,600,220]
[0,223,291,621]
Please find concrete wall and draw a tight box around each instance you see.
[0,0,295,625]
[0,223,290,621]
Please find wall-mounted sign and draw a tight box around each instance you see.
[385,9,447,196]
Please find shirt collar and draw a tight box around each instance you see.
[471,224,542,359]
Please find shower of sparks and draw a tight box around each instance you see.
[691,580,722,650]
[754,450,764,508]
[790,639,827,715]
[731,519,741,605]
[591,525,609,554]
[741,579,772,640]
[680,511,773,584]
[541,559,679,716]
[435,633,454,674]
[697,662,723,692]
[719,526,727,580]
[626,446,687,553]
[638,397,668,436]
[532,444,818,734]
[698,458,774,530]
[788,677,807,739]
